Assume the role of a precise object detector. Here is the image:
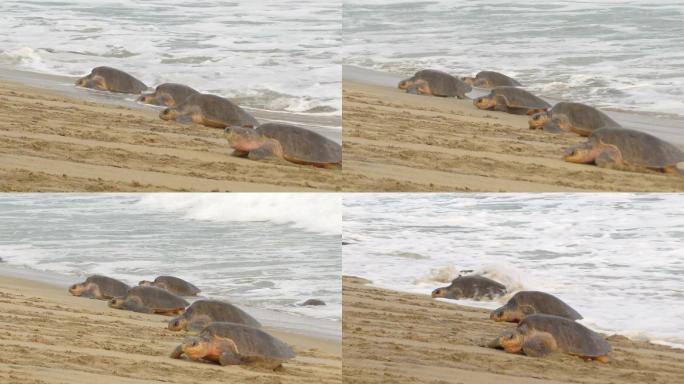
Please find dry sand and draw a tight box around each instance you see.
[342,81,684,191]
[342,276,684,384]
[0,79,344,192]
[0,273,341,384]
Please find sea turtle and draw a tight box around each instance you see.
[431,275,507,300]
[168,300,261,332]
[160,93,258,128]
[398,69,472,99]
[300,299,326,306]
[563,127,684,174]
[461,71,522,88]
[488,314,611,362]
[68,275,129,300]
[139,276,201,296]
[224,123,342,168]
[137,83,199,108]
[529,102,621,136]
[490,291,582,322]
[474,86,550,115]
[108,285,189,316]
[170,322,296,369]
[75,66,147,94]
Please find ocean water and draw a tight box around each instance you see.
[343,0,684,118]
[343,194,684,348]
[0,194,342,323]
[0,0,341,117]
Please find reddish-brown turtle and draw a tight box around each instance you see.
[490,291,582,322]
[138,83,199,108]
[168,300,261,332]
[139,275,201,296]
[160,93,258,128]
[564,127,684,174]
[69,275,129,300]
[488,314,611,362]
[431,275,506,300]
[75,66,147,94]
[108,286,188,316]
[170,322,296,369]
[474,86,550,115]
[398,69,471,99]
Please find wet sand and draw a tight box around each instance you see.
[342,276,684,384]
[342,66,684,192]
[0,72,343,192]
[0,269,341,384]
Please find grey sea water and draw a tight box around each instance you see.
[343,193,684,348]
[0,194,342,327]
[0,0,341,118]
[344,0,684,118]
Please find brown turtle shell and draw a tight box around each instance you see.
[140,83,199,107]
[548,102,621,135]
[255,123,341,166]
[492,291,582,320]
[175,94,258,128]
[150,276,201,296]
[78,66,147,94]
[488,87,550,110]
[124,286,189,312]
[436,275,506,300]
[592,127,684,168]
[412,69,472,97]
[201,322,296,360]
[177,300,261,328]
[475,71,521,87]
[84,275,130,298]
[518,314,612,357]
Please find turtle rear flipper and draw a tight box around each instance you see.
[522,332,558,357]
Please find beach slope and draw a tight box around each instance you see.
[0,273,341,384]
[0,80,343,192]
[342,276,684,384]
[342,81,684,192]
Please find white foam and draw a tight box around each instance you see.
[136,194,341,236]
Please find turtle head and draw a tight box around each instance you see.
[461,76,476,86]
[168,316,188,331]
[181,336,210,360]
[224,126,264,151]
[398,77,415,90]
[137,93,155,104]
[68,282,86,296]
[563,142,599,164]
[490,303,525,322]
[159,108,178,121]
[75,75,107,91]
[108,297,125,309]
[431,287,447,298]
[528,111,549,129]
[473,96,496,110]
[490,330,524,353]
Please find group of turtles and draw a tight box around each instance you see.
[68,274,301,369]
[398,69,684,174]
[431,275,612,362]
[75,66,341,168]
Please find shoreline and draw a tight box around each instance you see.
[0,265,341,384]
[342,65,684,192]
[342,275,684,384]
[0,263,340,341]
[0,69,345,192]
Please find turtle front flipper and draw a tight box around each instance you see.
[218,350,243,366]
[542,121,566,134]
[594,146,624,170]
[170,344,184,359]
[248,140,285,161]
[493,95,510,113]
[406,85,420,95]
[176,114,194,124]
[187,317,211,333]
[522,332,558,358]
[231,150,249,158]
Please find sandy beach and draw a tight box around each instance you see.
[342,68,684,192]
[342,276,684,384]
[0,73,344,192]
[0,268,341,384]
